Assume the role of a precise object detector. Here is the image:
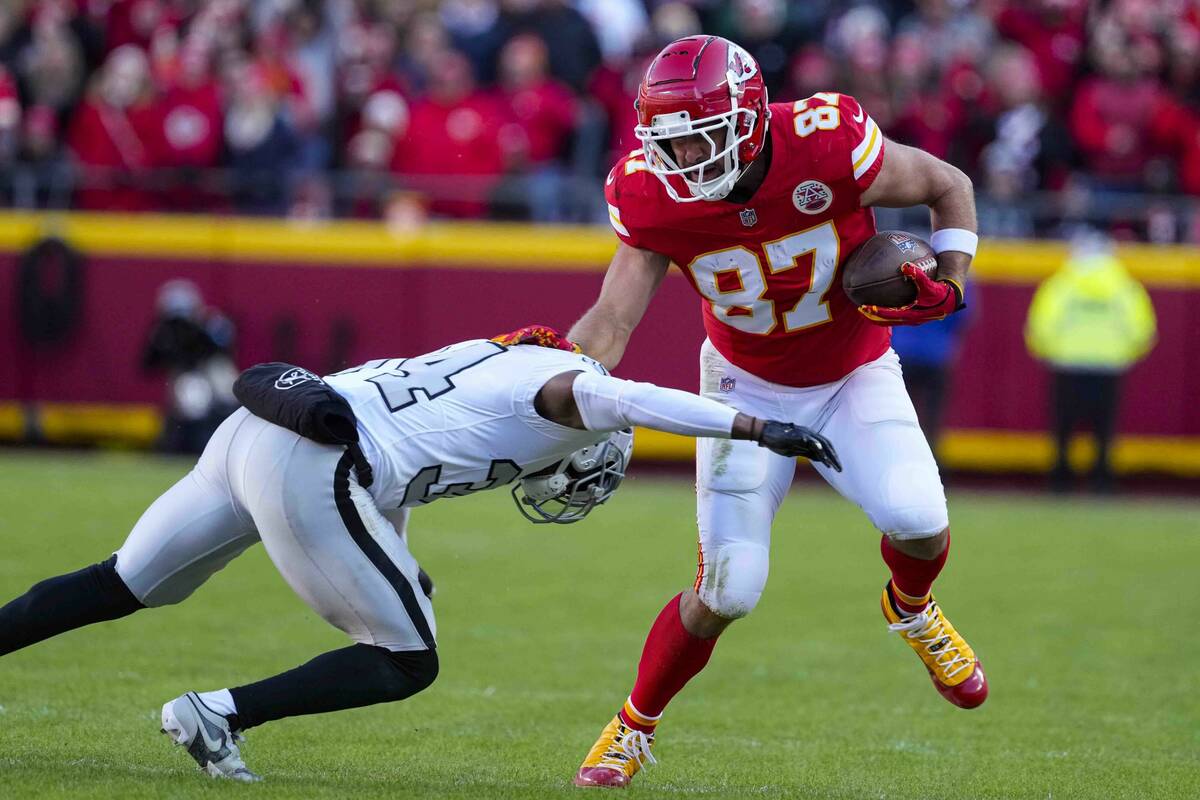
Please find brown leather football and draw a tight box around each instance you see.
[842,231,938,307]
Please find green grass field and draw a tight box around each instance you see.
[0,450,1197,799]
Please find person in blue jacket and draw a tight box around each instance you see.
[891,287,972,458]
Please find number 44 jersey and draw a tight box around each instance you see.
[325,340,609,510]
[606,93,890,387]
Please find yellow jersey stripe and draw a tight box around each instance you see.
[852,119,882,179]
[607,204,630,238]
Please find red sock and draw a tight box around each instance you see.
[880,532,950,615]
[619,593,718,733]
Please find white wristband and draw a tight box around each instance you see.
[930,228,978,257]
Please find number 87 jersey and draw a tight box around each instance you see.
[606,93,889,387]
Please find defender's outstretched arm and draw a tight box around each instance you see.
[534,371,841,470]
[568,243,670,371]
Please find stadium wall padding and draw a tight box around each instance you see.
[1,211,1198,473]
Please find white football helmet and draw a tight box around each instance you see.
[512,429,634,524]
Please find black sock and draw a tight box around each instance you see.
[228,643,438,730]
[0,555,145,656]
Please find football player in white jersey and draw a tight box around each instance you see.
[0,327,840,782]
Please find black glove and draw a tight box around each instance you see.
[757,421,842,472]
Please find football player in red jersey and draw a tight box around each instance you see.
[570,36,986,789]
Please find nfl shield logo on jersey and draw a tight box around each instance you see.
[719,376,736,393]
[274,367,320,390]
[792,180,833,215]
[739,208,758,227]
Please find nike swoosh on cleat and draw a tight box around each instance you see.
[186,694,228,755]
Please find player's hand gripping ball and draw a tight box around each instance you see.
[842,231,964,326]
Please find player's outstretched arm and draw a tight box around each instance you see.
[860,139,976,322]
[567,243,670,371]
[534,371,841,471]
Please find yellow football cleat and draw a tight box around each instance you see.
[573,714,657,788]
[882,584,988,709]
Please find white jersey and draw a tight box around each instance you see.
[325,340,610,509]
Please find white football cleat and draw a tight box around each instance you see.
[161,691,261,782]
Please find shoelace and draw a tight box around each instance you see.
[887,603,973,680]
[215,747,258,780]
[597,726,658,772]
[215,730,253,774]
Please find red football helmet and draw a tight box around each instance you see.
[634,35,769,202]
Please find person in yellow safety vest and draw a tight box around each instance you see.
[1025,242,1157,493]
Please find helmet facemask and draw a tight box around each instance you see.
[636,107,757,203]
[512,429,633,524]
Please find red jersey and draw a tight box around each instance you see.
[394,93,512,219]
[606,94,888,387]
[502,79,578,165]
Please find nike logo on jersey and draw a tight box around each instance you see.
[606,168,616,186]
[852,106,864,123]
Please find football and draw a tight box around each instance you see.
[842,230,939,308]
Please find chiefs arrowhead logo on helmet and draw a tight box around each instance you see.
[633,36,769,203]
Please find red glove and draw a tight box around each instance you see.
[858,263,964,326]
[490,324,581,352]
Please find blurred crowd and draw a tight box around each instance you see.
[1,0,1199,239]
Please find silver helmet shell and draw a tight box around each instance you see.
[512,429,634,524]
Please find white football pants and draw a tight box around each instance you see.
[694,339,948,619]
[114,408,435,651]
